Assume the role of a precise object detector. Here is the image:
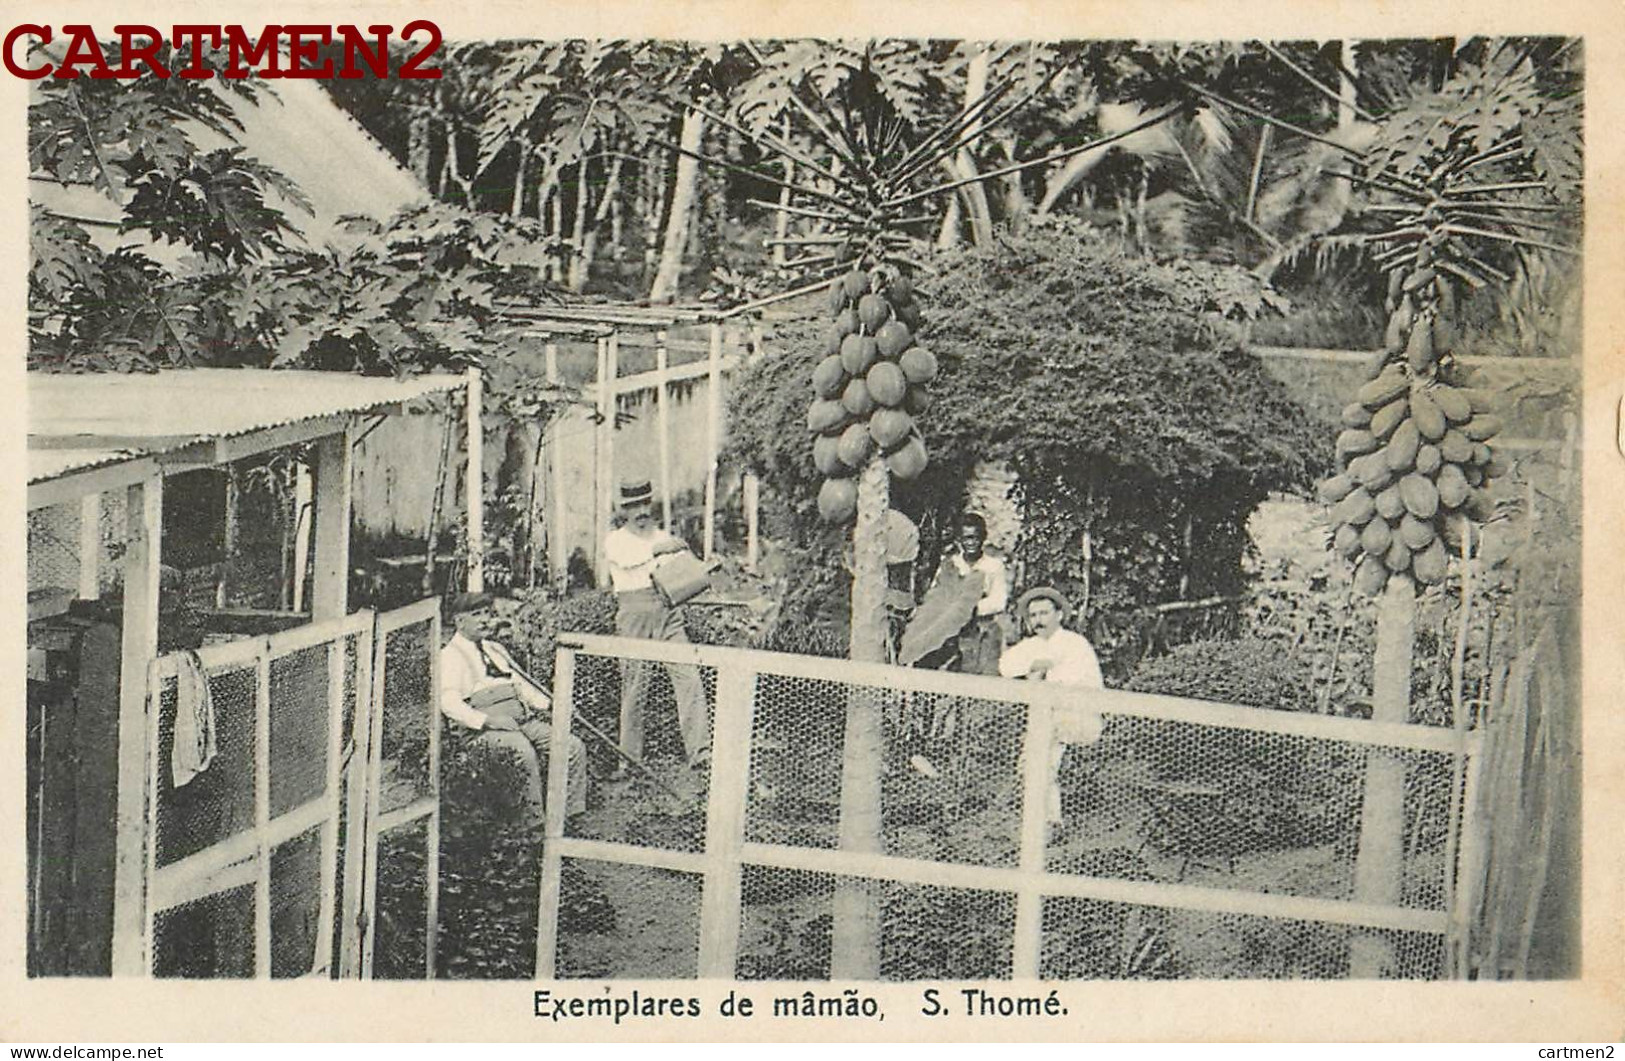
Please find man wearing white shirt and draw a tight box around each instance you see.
[440,593,588,822]
[999,586,1105,823]
[603,479,710,772]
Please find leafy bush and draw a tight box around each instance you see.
[1124,637,1315,711]
[1121,638,1358,849]
[728,219,1332,642]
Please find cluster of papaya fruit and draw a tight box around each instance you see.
[805,265,939,523]
[1321,243,1506,595]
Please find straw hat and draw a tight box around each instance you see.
[1015,585,1070,623]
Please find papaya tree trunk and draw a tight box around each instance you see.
[408,107,433,188]
[650,109,706,304]
[1350,572,1414,976]
[831,457,890,978]
[580,154,623,284]
[568,160,592,292]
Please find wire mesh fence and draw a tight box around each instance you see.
[146,614,372,978]
[537,633,1478,982]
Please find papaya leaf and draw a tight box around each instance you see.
[898,562,984,666]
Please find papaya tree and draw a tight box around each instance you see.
[1218,37,1581,975]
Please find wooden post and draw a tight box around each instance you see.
[703,321,722,559]
[697,666,756,976]
[424,611,442,978]
[111,475,162,977]
[311,425,354,622]
[544,343,564,586]
[221,468,239,608]
[465,367,484,593]
[292,462,314,612]
[594,337,614,586]
[253,650,273,978]
[78,492,100,599]
[315,636,347,975]
[535,645,576,978]
[1350,572,1415,976]
[656,330,673,532]
[1012,696,1055,977]
[1339,41,1359,130]
[743,472,760,572]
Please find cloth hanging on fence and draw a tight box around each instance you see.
[171,651,218,787]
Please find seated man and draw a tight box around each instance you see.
[999,586,1105,824]
[439,592,588,824]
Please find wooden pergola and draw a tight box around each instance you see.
[26,367,474,974]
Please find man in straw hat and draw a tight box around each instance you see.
[603,479,711,773]
[999,586,1105,824]
[440,591,589,823]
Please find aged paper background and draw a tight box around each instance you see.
[1,0,1619,1042]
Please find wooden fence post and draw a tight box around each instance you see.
[464,368,484,593]
[657,330,673,532]
[703,322,721,559]
[535,645,577,978]
[698,665,757,976]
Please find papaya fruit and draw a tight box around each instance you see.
[899,345,939,385]
[1405,315,1436,373]
[1436,462,1469,509]
[840,270,869,302]
[1415,443,1443,476]
[841,377,876,417]
[867,361,908,407]
[807,398,848,435]
[1361,517,1393,557]
[895,300,924,331]
[1466,389,1496,414]
[812,433,846,476]
[834,306,859,337]
[1342,402,1373,429]
[841,334,878,376]
[1403,265,1438,292]
[1334,487,1377,528]
[813,354,847,399]
[818,477,859,523]
[1463,415,1503,442]
[1484,453,1510,479]
[1385,537,1413,574]
[1359,367,1409,410]
[868,407,914,451]
[1361,350,1390,382]
[1399,473,1440,520]
[886,434,928,480]
[889,273,914,302]
[836,421,875,468]
[1353,451,1396,492]
[1374,484,1405,521]
[1335,523,1362,559]
[1471,442,1492,465]
[1463,464,1484,487]
[1412,539,1449,584]
[1383,308,1408,355]
[1353,554,1389,597]
[1386,267,1406,307]
[1337,429,1380,459]
[1431,316,1457,358]
[1466,489,1496,522]
[904,387,931,415]
[1431,384,1472,423]
[1399,513,1436,551]
[857,293,892,332]
[1370,398,1409,440]
[1385,418,1422,473]
[1439,429,1474,464]
[823,323,847,358]
[1434,274,1456,319]
[875,320,913,359]
[1318,474,1356,504]
[826,278,847,315]
[1410,390,1447,441]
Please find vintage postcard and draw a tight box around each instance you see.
[4,0,1621,1044]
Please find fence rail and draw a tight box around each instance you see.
[537,633,1482,981]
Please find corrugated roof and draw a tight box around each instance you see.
[29,368,465,483]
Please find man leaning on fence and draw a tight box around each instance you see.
[603,478,712,776]
[439,592,588,823]
[999,586,1105,825]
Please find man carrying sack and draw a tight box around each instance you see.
[603,479,711,774]
[439,592,589,822]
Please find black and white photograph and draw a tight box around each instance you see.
[9,2,1620,1043]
